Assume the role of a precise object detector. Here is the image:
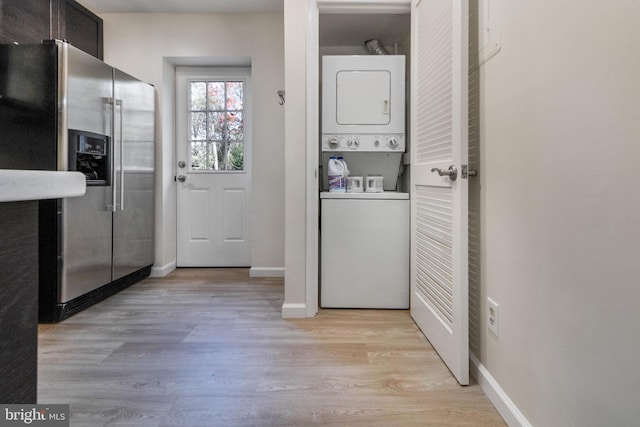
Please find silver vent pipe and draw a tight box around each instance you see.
[364,39,389,55]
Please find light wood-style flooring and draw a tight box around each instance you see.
[38,268,505,426]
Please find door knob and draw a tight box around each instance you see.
[431,165,457,181]
[177,175,187,183]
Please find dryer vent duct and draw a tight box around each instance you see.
[364,39,389,55]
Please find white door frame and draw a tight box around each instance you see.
[305,2,320,318]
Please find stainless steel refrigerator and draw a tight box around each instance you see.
[0,40,155,321]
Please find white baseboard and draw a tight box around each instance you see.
[249,267,285,278]
[470,353,532,427]
[281,302,307,318]
[150,261,176,278]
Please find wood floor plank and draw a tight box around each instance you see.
[38,268,505,426]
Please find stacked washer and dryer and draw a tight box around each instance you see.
[320,55,409,309]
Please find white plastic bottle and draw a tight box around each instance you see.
[337,156,349,185]
[327,156,346,192]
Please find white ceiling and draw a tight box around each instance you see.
[74,1,409,49]
[75,0,283,14]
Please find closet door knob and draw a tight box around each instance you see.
[430,165,458,181]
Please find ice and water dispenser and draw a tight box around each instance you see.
[68,129,110,185]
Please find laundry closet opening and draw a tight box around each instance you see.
[317,12,411,309]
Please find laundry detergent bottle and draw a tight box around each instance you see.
[337,156,349,179]
[327,156,346,192]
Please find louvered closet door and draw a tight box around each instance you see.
[410,0,469,385]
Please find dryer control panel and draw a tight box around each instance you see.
[321,134,405,152]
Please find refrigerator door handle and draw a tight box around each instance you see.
[109,97,118,212]
[118,99,124,211]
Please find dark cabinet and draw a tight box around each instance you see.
[0,0,51,45]
[56,0,104,60]
[0,0,103,60]
[0,202,39,403]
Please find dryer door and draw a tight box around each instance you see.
[336,70,391,125]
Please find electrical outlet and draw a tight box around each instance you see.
[487,297,499,337]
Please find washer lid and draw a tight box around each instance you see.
[320,191,409,200]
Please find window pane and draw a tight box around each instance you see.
[208,82,225,110]
[227,142,244,171]
[191,141,207,170]
[190,82,206,110]
[208,112,225,140]
[209,140,225,171]
[226,81,243,110]
[227,112,243,141]
[207,141,216,171]
[190,112,207,139]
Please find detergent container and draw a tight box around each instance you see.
[327,156,346,192]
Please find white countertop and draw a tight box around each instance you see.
[320,191,409,200]
[0,170,86,202]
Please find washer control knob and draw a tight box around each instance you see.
[327,137,340,149]
[347,137,360,149]
[387,136,399,149]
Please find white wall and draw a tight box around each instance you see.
[99,13,285,275]
[476,1,640,425]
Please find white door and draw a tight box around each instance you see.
[176,67,251,267]
[410,0,470,385]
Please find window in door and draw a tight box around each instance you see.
[188,80,244,172]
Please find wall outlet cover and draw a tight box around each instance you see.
[487,297,499,337]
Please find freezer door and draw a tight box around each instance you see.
[64,42,113,140]
[60,42,114,303]
[112,69,155,281]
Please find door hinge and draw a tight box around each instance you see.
[462,165,478,179]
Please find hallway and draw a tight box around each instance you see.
[38,268,504,426]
